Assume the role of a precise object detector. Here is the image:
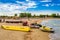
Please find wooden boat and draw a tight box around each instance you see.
[6,21,23,23]
[1,25,30,32]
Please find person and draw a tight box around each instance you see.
[23,21,28,26]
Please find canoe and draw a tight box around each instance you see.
[40,26,54,32]
[1,25,30,32]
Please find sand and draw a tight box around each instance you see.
[0,18,49,40]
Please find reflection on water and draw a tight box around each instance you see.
[41,19,60,40]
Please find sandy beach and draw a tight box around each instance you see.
[0,18,50,40]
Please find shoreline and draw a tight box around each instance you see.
[27,18,49,40]
[0,18,59,40]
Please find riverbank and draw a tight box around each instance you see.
[0,18,53,40]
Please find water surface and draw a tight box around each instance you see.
[41,19,60,40]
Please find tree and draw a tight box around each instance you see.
[39,14,45,18]
[20,13,26,17]
[13,14,18,19]
[19,13,32,17]
[27,13,31,17]
[19,13,25,17]
[14,14,17,17]
[33,14,36,17]
[51,13,56,17]
[56,13,60,18]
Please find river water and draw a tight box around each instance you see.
[41,19,60,40]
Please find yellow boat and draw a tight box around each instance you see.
[40,26,54,32]
[1,25,30,32]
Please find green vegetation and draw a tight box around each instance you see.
[14,14,17,17]
[50,13,60,18]
[39,14,45,18]
[0,13,60,18]
[19,13,31,17]
[51,13,56,17]
[33,14,36,17]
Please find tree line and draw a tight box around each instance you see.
[0,13,60,19]
[17,13,60,18]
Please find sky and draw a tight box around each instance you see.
[0,0,60,16]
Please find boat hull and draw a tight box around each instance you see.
[40,26,54,33]
[1,25,30,32]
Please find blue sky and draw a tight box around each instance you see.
[0,0,60,16]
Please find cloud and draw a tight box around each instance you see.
[0,3,22,16]
[0,0,38,16]
[16,1,37,9]
[42,3,56,7]
[42,4,50,7]
[40,0,52,2]
[26,0,30,1]
[0,3,22,11]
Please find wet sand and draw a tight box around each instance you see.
[0,18,49,40]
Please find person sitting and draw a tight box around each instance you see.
[23,21,28,26]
